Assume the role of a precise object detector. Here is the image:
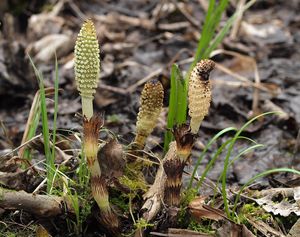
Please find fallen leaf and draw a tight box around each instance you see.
[254,188,300,216]
[189,196,224,221]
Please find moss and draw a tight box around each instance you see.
[187,219,215,235]
[134,218,154,229]
[110,194,129,213]
[239,203,271,224]
[181,188,198,207]
[119,162,148,194]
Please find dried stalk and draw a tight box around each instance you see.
[0,187,72,217]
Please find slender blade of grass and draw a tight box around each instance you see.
[186,0,229,92]
[193,0,216,67]
[220,111,281,217]
[164,64,186,152]
[228,143,264,167]
[204,0,257,58]
[51,55,59,173]
[28,55,54,193]
[187,126,237,190]
[195,136,261,192]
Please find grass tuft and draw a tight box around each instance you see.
[28,55,56,193]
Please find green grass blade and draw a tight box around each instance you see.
[195,136,259,192]
[228,143,264,167]
[204,0,257,58]
[204,0,229,50]
[186,0,229,91]
[164,64,187,152]
[221,111,281,217]
[193,0,216,66]
[51,55,59,173]
[28,55,54,193]
[187,126,237,190]
[193,135,259,195]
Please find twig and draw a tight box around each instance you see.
[126,68,163,93]
[98,84,127,95]
[172,0,200,28]
[66,0,87,20]
[3,134,42,158]
[0,187,73,217]
[197,0,209,11]
[158,22,190,31]
[230,0,247,39]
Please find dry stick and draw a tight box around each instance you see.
[197,0,209,11]
[98,83,127,95]
[158,22,190,31]
[214,63,270,93]
[18,90,39,158]
[67,0,87,20]
[172,0,199,28]
[212,48,263,116]
[0,187,73,217]
[261,100,289,120]
[94,13,154,30]
[4,134,42,158]
[230,0,247,40]
[126,68,163,94]
[211,49,274,93]
[151,0,166,23]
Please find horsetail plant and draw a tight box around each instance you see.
[74,19,119,234]
[163,125,194,207]
[188,59,215,134]
[134,80,164,150]
[74,19,100,120]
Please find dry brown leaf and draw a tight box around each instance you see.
[36,225,51,237]
[216,220,255,237]
[247,217,285,237]
[188,196,224,221]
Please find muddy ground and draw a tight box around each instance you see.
[0,0,300,236]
